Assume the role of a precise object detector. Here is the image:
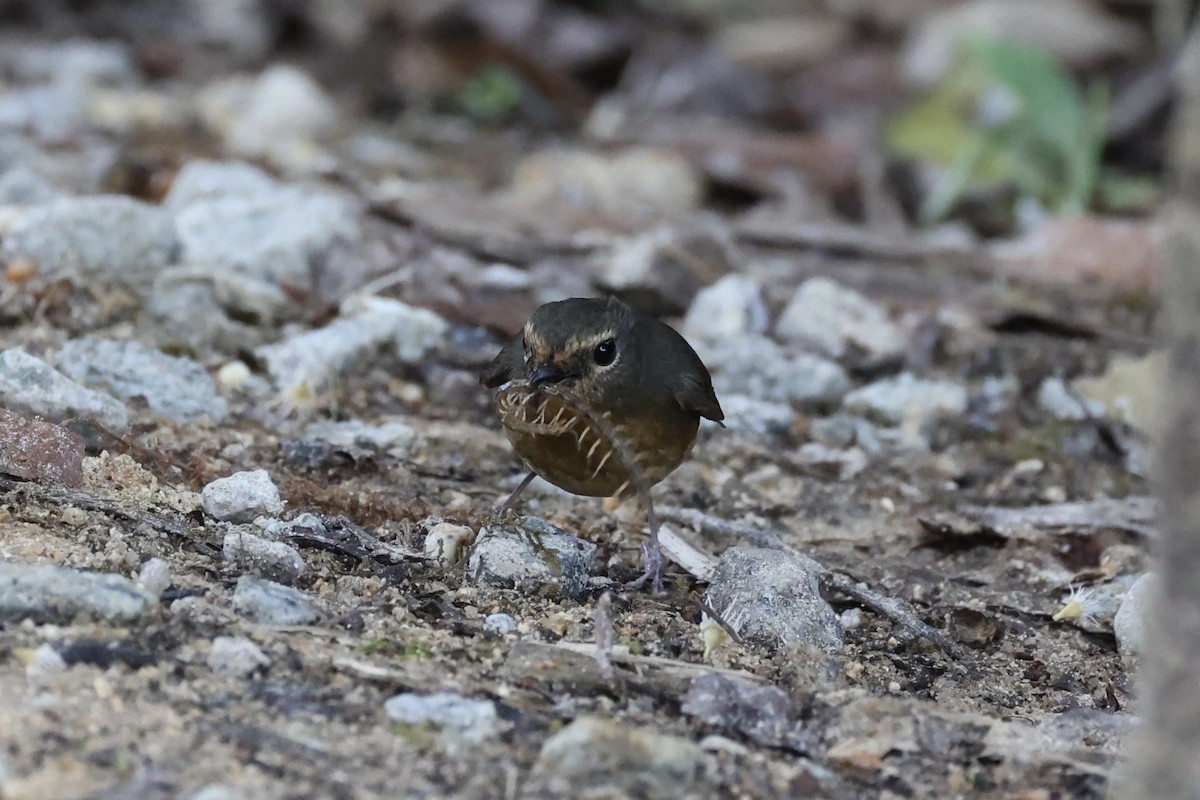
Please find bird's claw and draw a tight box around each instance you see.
[625,541,664,594]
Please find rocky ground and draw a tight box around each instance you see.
[0,2,1166,799]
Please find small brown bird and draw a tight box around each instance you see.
[481,296,723,592]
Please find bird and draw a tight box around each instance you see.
[480,295,724,592]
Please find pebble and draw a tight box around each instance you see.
[207,635,271,677]
[842,373,968,427]
[223,530,306,584]
[232,576,322,625]
[174,185,357,287]
[698,334,850,408]
[468,516,596,600]
[0,348,129,434]
[0,562,153,623]
[256,296,447,399]
[531,717,702,800]
[202,470,285,523]
[776,277,903,367]
[384,692,503,747]
[136,558,173,598]
[1037,376,1101,421]
[681,672,814,753]
[1114,573,1155,657]
[681,274,768,341]
[0,195,177,284]
[703,547,844,653]
[163,158,279,209]
[56,336,228,424]
[483,612,518,635]
[424,523,475,568]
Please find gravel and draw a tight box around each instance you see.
[0,563,153,623]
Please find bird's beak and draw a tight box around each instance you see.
[530,362,570,387]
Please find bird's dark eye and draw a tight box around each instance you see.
[593,339,616,366]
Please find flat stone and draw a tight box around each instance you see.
[0,348,129,434]
[531,717,703,800]
[0,195,177,284]
[704,547,843,653]
[384,692,503,745]
[256,296,447,398]
[232,576,321,625]
[202,470,285,523]
[223,529,306,584]
[468,516,596,599]
[0,562,153,623]
[56,336,227,424]
[843,373,968,427]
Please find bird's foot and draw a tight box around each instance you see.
[625,541,664,594]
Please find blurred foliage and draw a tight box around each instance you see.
[887,37,1157,226]
[457,64,523,123]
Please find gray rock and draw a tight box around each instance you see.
[384,692,503,745]
[681,274,768,340]
[258,512,326,540]
[597,222,734,315]
[163,159,278,209]
[256,297,446,397]
[202,470,285,522]
[232,576,321,625]
[6,39,137,88]
[776,277,903,367]
[0,348,129,433]
[0,562,153,623]
[531,717,702,800]
[704,547,843,653]
[0,196,177,283]
[808,413,886,454]
[1114,573,1155,657]
[715,393,795,435]
[468,516,596,599]
[144,266,295,355]
[136,558,173,597]
[185,0,273,61]
[698,335,850,408]
[302,419,416,455]
[682,673,816,754]
[1037,376,1102,421]
[207,635,271,677]
[223,530,306,584]
[223,65,339,162]
[0,166,60,205]
[483,612,518,635]
[843,373,968,427]
[174,185,357,286]
[56,336,227,424]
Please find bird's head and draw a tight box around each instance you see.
[516,296,637,397]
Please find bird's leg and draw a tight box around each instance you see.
[625,498,664,594]
[497,471,537,514]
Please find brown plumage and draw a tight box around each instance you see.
[481,296,723,592]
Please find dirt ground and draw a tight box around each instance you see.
[0,2,1166,798]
